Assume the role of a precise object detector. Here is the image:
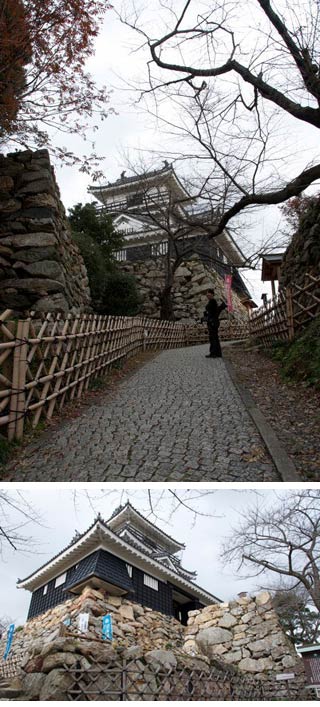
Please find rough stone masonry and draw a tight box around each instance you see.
[0,586,309,701]
[0,149,91,314]
[122,256,249,322]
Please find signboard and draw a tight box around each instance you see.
[301,654,320,686]
[224,274,233,312]
[102,614,113,641]
[78,613,89,633]
[275,673,295,681]
[3,624,15,661]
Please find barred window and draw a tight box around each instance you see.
[143,574,158,590]
[151,241,168,256]
[115,249,127,262]
[126,564,133,577]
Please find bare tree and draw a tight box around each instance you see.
[98,158,256,318]
[120,0,320,235]
[73,488,221,528]
[113,171,240,318]
[0,492,43,555]
[271,583,320,646]
[0,615,14,639]
[222,489,320,612]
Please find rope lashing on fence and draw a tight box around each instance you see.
[0,311,248,441]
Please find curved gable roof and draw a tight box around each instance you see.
[17,514,221,606]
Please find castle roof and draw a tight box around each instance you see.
[89,164,191,202]
[17,506,221,606]
[106,502,185,553]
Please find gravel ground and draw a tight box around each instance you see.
[5,345,279,482]
[224,344,320,481]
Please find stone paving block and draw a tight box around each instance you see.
[8,345,279,482]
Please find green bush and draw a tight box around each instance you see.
[271,318,320,388]
[73,231,108,303]
[99,271,141,316]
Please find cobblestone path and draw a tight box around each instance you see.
[8,345,279,482]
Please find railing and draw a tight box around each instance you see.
[249,273,320,346]
[64,655,265,701]
[0,311,248,442]
[0,655,19,679]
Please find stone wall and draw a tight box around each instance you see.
[0,586,184,663]
[0,149,91,313]
[184,590,306,699]
[0,586,310,701]
[1,639,267,701]
[280,197,320,289]
[121,256,248,321]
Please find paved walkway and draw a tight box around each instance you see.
[8,345,279,482]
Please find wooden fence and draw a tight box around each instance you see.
[0,655,19,679]
[249,273,320,346]
[0,311,248,441]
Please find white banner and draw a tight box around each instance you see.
[78,613,89,633]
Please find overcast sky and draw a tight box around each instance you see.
[45,1,320,305]
[1,2,318,302]
[0,487,293,626]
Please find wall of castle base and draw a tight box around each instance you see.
[0,587,309,701]
[184,590,306,699]
[0,587,184,663]
[0,149,91,314]
[121,256,248,321]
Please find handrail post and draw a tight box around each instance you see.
[286,286,295,340]
[8,319,30,441]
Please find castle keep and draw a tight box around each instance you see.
[89,165,253,320]
[18,503,220,624]
[0,506,308,701]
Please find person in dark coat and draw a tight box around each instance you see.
[202,288,227,358]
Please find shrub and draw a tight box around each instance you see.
[73,231,109,305]
[99,271,141,316]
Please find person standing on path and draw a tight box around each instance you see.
[203,288,227,358]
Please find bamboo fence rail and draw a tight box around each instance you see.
[249,272,320,346]
[0,311,248,441]
[0,655,19,679]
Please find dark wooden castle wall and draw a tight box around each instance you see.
[27,551,192,621]
[129,567,174,616]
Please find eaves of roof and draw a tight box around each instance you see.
[89,167,191,200]
[107,502,185,552]
[17,518,220,606]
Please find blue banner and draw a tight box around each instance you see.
[102,614,113,641]
[3,624,15,661]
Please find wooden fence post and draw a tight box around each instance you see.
[286,286,295,340]
[8,319,30,441]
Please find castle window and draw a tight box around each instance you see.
[55,572,67,588]
[127,193,143,207]
[43,584,48,595]
[143,574,158,591]
[126,564,133,577]
[151,241,168,256]
[115,249,127,262]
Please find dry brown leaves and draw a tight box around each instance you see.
[224,345,320,481]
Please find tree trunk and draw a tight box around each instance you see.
[159,285,175,320]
